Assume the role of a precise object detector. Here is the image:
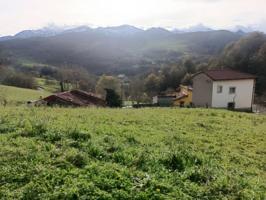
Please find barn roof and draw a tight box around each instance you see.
[194,69,256,81]
[43,90,106,107]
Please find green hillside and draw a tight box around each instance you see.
[0,30,242,74]
[0,108,265,199]
[0,85,50,105]
[36,78,60,93]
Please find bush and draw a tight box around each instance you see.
[105,88,122,108]
[2,72,36,89]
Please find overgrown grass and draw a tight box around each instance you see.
[0,85,50,105]
[0,107,265,199]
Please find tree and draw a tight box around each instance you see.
[221,32,266,72]
[183,58,196,74]
[105,89,122,108]
[2,72,36,89]
[40,66,57,77]
[220,32,266,95]
[0,49,3,66]
[0,48,10,66]
[144,73,161,97]
[129,77,149,104]
[181,73,193,85]
[96,75,121,97]
[55,67,96,92]
[0,66,10,83]
[159,64,187,91]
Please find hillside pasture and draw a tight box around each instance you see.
[0,85,50,105]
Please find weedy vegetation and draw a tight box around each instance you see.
[0,107,265,199]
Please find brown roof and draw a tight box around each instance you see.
[195,69,256,81]
[175,93,188,100]
[43,90,106,107]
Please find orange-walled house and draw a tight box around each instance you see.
[173,85,193,107]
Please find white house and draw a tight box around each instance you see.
[192,69,256,110]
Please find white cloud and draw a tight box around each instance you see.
[0,0,265,35]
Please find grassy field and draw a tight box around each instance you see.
[0,107,265,199]
[36,78,60,93]
[0,85,50,105]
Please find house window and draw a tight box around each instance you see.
[217,85,223,93]
[229,87,236,94]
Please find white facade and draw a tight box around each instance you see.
[193,74,255,109]
[152,96,158,104]
[212,79,255,109]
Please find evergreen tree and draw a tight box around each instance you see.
[105,89,122,108]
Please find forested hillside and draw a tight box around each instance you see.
[219,32,266,95]
[0,27,242,74]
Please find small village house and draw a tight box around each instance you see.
[33,90,106,107]
[153,85,193,107]
[192,69,256,110]
[173,85,193,107]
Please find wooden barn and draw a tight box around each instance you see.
[35,90,106,107]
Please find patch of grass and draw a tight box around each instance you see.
[163,150,203,172]
[0,107,265,199]
[65,149,87,168]
[68,129,92,141]
[0,84,50,105]
[35,78,60,93]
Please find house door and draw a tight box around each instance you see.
[228,102,235,110]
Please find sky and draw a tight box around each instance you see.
[0,0,266,35]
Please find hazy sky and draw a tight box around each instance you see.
[0,0,266,35]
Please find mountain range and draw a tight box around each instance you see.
[0,24,256,41]
[0,24,248,75]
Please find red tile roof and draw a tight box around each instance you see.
[43,90,106,107]
[195,69,256,81]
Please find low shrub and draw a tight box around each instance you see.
[163,151,203,172]
[68,129,91,141]
[66,150,87,168]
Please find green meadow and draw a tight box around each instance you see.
[0,85,50,105]
[0,107,265,199]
